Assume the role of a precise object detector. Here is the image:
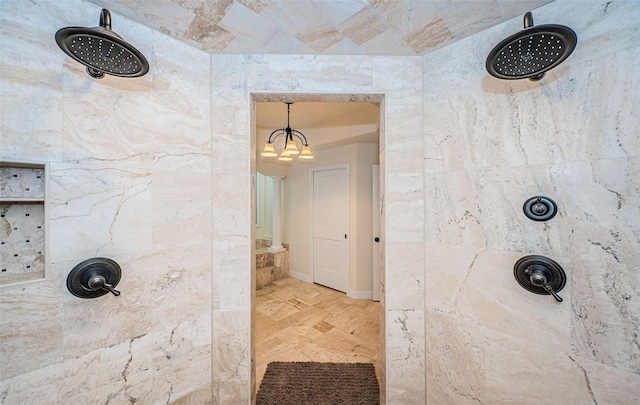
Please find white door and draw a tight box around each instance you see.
[372,165,380,301]
[312,167,349,292]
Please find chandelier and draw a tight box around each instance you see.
[261,102,313,161]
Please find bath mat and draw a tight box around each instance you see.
[257,361,379,405]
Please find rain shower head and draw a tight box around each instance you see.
[486,12,577,81]
[55,9,149,79]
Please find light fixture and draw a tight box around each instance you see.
[261,102,313,160]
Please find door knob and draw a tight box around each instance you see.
[374,237,380,242]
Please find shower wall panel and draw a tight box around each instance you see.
[422,1,640,404]
[0,0,213,403]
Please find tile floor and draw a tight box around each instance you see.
[255,277,381,388]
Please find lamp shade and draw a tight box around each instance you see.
[283,139,300,154]
[278,151,292,161]
[298,145,314,159]
[261,142,277,157]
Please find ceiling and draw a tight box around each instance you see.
[89,0,552,56]
[256,102,378,130]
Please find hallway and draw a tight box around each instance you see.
[255,277,380,387]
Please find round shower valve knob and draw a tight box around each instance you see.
[513,255,566,303]
[524,265,562,302]
[67,257,122,299]
[523,196,558,221]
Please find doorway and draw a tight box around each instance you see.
[251,93,385,401]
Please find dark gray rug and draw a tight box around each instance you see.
[257,362,380,405]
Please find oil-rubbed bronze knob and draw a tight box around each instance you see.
[524,266,563,302]
[514,255,566,303]
[67,257,122,299]
[87,274,121,296]
[523,196,558,221]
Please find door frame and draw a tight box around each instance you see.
[372,164,380,301]
[251,92,386,404]
[308,164,350,292]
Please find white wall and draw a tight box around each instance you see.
[283,142,379,297]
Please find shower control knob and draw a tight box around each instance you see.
[532,198,548,215]
[525,266,563,302]
[523,196,558,221]
[87,274,121,296]
[513,255,566,303]
[67,257,122,299]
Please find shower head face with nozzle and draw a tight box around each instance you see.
[55,9,149,78]
[486,13,577,80]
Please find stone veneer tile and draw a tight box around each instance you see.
[571,255,640,375]
[436,0,502,38]
[455,248,572,350]
[1,315,211,403]
[426,309,484,404]
[47,161,153,262]
[386,308,425,403]
[0,273,64,379]
[372,57,422,104]
[0,202,45,283]
[424,169,485,247]
[385,173,424,242]
[426,309,607,404]
[384,241,424,311]
[295,23,344,53]
[425,242,484,311]
[573,355,640,404]
[151,170,212,250]
[212,311,250,404]
[482,332,602,404]
[61,247,211,358]
[405,18,454,54]
[0,167,45,199]
[337,8,389,46]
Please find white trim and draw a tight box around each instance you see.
[347,290,373,300]
[288,271,312,283]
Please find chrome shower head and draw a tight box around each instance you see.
[55,9,149,79]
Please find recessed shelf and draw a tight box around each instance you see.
[0,161,48,286]
[0,198,45,202]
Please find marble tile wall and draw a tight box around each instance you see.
[1,0,213,403]
[422,1,640,403]
[2,0,638,404]
[210,56,423,402]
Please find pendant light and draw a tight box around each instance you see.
[261,102,313,160]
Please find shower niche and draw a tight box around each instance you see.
[0,162,48,285]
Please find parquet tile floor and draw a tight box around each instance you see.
[255,277,381,388]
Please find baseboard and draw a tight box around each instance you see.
[289,271,312,283]
[347,290,373,300]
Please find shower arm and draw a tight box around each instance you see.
[100,8,111,30]
[524,11,533,29]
